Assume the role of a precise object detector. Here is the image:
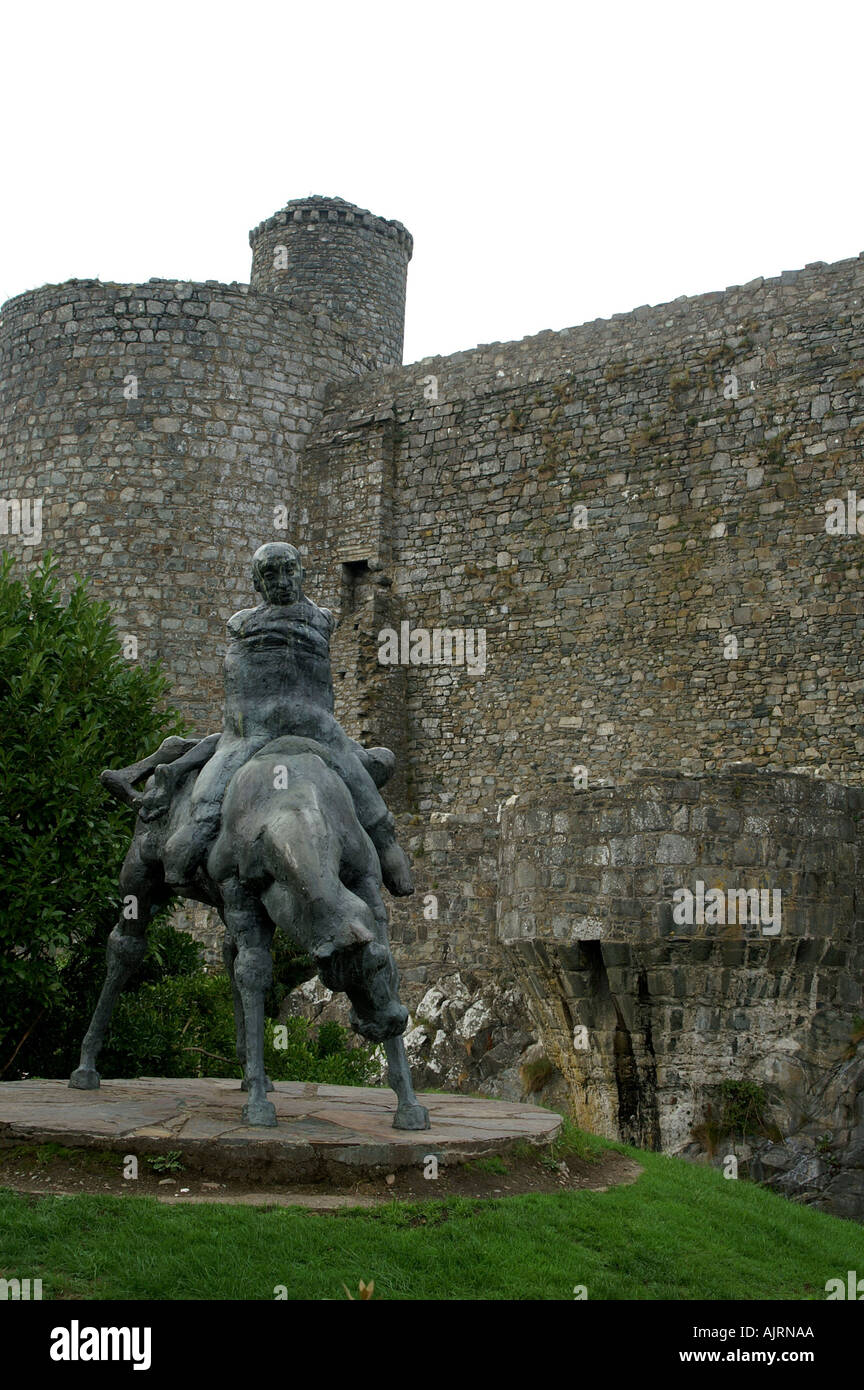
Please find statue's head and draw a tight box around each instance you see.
[252,542,303,606]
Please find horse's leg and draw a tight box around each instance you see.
[349,871,429,1131]
[384,1037,430,1131]
[69,839,167,1089]
[222,876,276,1126]
[222,923,274,1093]
[221,924,247,1081]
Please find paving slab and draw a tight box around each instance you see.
[0,1078,562,1183]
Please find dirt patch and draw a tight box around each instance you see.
[0,1142,642,1207]
[354,1147,643,1203]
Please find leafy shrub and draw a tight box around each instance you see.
[101,973,236,1078]
[264,1016,378,1086]
[146,1152,183,1174]
[98,968,377,1086]
[719,1079,768,1133]
[265,931,317,1016]
[23,918,205,1080]
[0,554,185,1077]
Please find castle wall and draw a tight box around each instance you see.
[308,252,864,816]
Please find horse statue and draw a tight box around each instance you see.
[69,542,429,1131]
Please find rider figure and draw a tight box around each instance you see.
[115,542,414,898]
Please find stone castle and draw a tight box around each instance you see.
[2,195,863,1217]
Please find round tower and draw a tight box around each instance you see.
[248,196,413,367]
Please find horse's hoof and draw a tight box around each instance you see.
[393,1103,430,1131]
[69,1067,101,1091]
[242,1099,277,1127]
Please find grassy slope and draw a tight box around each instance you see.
[1,1138,862,1301]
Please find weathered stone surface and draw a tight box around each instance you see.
[0,1077,560,1183]
[284,969,566,1109]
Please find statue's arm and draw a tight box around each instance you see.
[169,732,221,773]
[227,606,257,638]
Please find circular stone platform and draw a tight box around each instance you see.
[0,1078,562,1183]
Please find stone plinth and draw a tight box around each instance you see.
[0,1078,561,1183]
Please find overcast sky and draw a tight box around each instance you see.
[2,1,862,366]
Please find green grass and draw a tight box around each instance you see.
[549,1119,609,1164]
[1,1135,862,1300]
[463,1155,509,1176]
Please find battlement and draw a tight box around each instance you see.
[249,195,413,258]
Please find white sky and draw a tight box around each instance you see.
[2,0,863,366]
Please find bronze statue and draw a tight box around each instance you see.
[70,543,428,1130]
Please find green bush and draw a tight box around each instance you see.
[19,916,207,1083]
[98,969,377,1086]
[265,930,317,1016]
[0,554,186,1077]
[718,1080,769,1134]
[265,1015,379,1086]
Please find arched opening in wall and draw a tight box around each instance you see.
[579,940,662,1150]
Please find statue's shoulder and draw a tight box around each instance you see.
[302,598,336,637]
[227,606,260,637]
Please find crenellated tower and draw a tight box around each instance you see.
[249,196,413,368]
